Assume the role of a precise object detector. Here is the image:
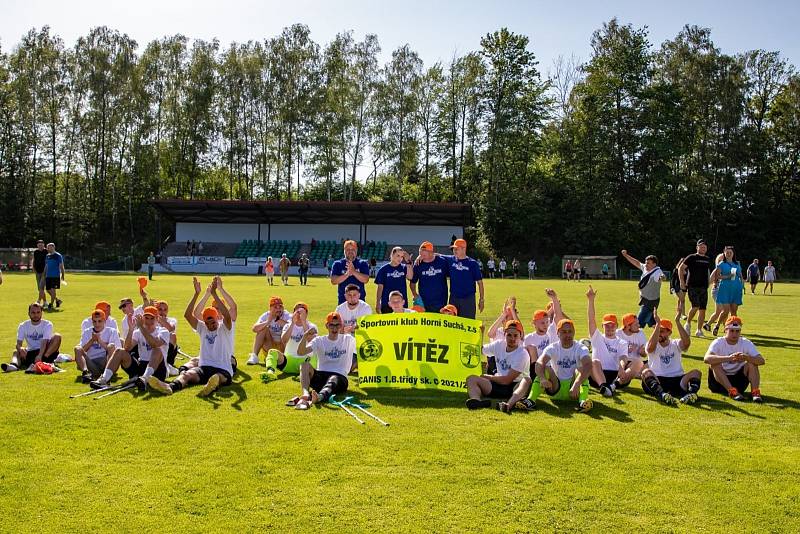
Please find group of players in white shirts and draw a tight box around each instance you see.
[3,277,766,411]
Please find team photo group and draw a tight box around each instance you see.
[3,237,770,414]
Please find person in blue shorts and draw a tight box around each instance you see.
[375,247,412,313]
[441,238,484,319]
[709,245,744,336]
[330,240,370,305]
[410,241,449,313]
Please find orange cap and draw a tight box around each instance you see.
[343,240,357,249]
[602,314,618,326]
[449,238,467,249]
[419,241,434,252]
[557,319,574,332]
[95,301,111,311]
[269,296,283,307]
[532,310,548,321]
[622,313,637,327]
[202,307,220,321]
[143,306,159,317]
[92,309,106,320]
[137,276,148,289]
[658,319,673,331]
[504,319,524,335]
[439,304,458,315]
[294,302,309,313]
[725,316,743,329]
[326,311,342,324]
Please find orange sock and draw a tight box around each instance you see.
[728,387,739,397]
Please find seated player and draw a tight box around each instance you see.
[261,302,318,382]
[586,286,630,397]
[388,290,416,313]
[640,311,701,405]
[703,316,764,402]
[518,318,594,413]
[90,306,170,389]
[79,301,119,334]
[291,312,355,410]
[179,276,238,375]
[148,278,235,397]
[155,300,179,374]
[2,303,62,372]
[247,296,290,365]
[465,319,529,412]
[439,304,458,316]
[336,283,373,333]
[75,309,120,382]
[615,313,647,383]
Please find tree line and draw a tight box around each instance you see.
[0,21,798,274]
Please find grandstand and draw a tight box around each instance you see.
[148,200,470,274]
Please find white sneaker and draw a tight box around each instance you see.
[54,353,72,363]
[1,363,18,372]
[167,363,180,377]
[694,330,705,338]
[246,352,260,365]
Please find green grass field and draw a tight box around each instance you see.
[0,272,798,533]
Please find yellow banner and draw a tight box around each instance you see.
[355,313,483,392]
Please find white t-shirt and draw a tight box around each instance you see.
[764,266,776,281]
[528,261,535,270]
[17,319,53,351]
[282,321,317,357]
[120,312,142,339]
[646,339,685,378]
[257,310,292,342]
[392,308,416,313]
[131,327,171,363]
[81,326,121,360]
[542,341,590,381]
[196,321,235,376]
[482,340,528,379]
[336,300,373,330]
[523,328,557,359]
[616,328,647,359]
[706,336,761,374]
[159,316,178,332]
[487,260,495,269]
[309,334,355,377]
[590,330,628,371]
[499,261,507,270]
[81,316,119,335]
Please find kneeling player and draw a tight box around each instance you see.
[703,316,764,402]
[247,296,290,365]
[148,279,235,397]
[75,309,120,382]
[261,302,317,382]
[586,286,630,397]
[519,319,593,413]
[2,303,62,372]
[465,319,528,412]
[640,312,701,405]
[90,306,169,389]
[290,312,355,410]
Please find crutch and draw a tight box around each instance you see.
[176,348,193,361]
[95,379,138,400]
[70,385,115,398]
[346,400,390,427]
[329,395,365,425]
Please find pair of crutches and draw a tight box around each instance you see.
[329,395,389,426]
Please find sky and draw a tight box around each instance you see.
[2,0,799,74]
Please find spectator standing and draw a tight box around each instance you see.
[620,249,665,328]
[528,259,536,279]
[762,260,776,295]
[330,240,370,305]
[147,252,156,281]
[44,242,66,311]
[32,240,48,305]
[746,259,760,295]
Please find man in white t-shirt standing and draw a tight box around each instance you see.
[621,250,665,328]
[640,311,701,405]
[336,284,373,333]
[527,259,536,279]
[615,313,647,384]
[90,306,170,390]
[466,319,529,413]
[247,296,291,365]
[292,312,355,410]
[2,303,62,372]
[261,302,317,382]
[75,308,120,382]
[148,278,235,397]
[518,318,594,413]
[703,316,764,402]
[585,286,630,397]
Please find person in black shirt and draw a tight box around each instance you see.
[32,240,48,306]
[679,239,713,337]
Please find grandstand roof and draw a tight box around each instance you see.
[151,199,472,227]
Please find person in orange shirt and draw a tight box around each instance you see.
[264,257,275,286]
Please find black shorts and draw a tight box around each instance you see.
[18,349,40,367]
[310,370,348,394]
[380,305,393,314]
[196,366,233,386]
[708,367,750,394]
[45,277,60,290]
[230,355,238,374]
[123,357,167,380]
[688,287,708,310]
[589,369,620,388]
[642,375,688,397]
[487,381,516,399]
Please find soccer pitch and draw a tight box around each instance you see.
[0,272,798,533]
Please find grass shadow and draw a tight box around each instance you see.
[743,334,800,350]
[199,369,251,411]
[357,388,467,408]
